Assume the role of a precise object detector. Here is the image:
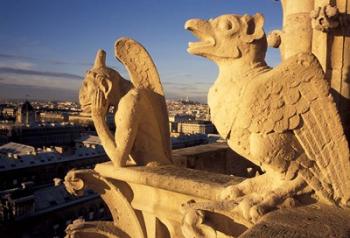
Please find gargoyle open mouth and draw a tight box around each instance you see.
[185,19,215,51]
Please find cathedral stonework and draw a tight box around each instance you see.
[64,1,350,237]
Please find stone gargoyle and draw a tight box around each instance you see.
[185,13,350,223]
[79,37,172,167]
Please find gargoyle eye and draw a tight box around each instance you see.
[226,21,233,30]
[219,20,234,31]
[219,20,237,33]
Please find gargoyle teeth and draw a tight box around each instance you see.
[185,19,215,49]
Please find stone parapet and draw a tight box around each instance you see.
[64,163,350,238]
[64,163,247,237]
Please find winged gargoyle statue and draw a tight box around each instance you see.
[185,13,350,223]
[79,37,172,167]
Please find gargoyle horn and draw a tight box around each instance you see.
[241,13,265,43]
[93,49,106,69]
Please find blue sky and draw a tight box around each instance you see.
[0,0,282,102]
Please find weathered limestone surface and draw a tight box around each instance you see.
[241,204,350,238]
[94,162,243,201]
[185,10,350,225]
[79,38,172,168]
[64,1,350,236]
[268,0,314,60]
[64,163,247,238]
[271,0,350,136]
[64,163,350,238]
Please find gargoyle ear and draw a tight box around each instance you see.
[93,49,106,69]
[98,76,112,99]
[240,13,265,43]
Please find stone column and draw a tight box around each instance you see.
[272,0,350,136]
[279,0,315,60]
[311,0,350,135]
[329,0,350,133]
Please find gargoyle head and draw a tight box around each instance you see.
[79,50,122,113]
[185,14,267,63]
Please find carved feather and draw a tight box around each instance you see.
[115,37,172,161]
[244,53,350,206]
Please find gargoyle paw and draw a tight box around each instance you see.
[219,185,244,200]
[232,193,295,223]
[249,204,268,223]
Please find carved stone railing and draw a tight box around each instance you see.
[64,162,248,238]
[64,162,350,238]
[62,0,350,236]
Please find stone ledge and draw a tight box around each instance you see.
[94,162,243,200]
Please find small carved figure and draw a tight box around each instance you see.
[310,4,339,32]
[79,38,172,167]
[185,13,350,223]
[182,209,217,238]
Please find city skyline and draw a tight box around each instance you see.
[0,0,282,102]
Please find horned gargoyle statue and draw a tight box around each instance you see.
[79,37,172,167]
[185,13,350,223]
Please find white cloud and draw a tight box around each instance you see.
[0,74,81,91]
[0,61,35,70]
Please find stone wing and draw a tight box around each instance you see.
[115,37,172,161]
[241,53,350,206]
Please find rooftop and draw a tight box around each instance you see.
[75,134,101,145]
[0,141,105,172]
[33,185,97,215]
[0,142,35,156]
[1,184,98,221]
[0,121,81,129]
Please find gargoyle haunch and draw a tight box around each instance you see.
[79,38,172,167]
[185,13,350,223]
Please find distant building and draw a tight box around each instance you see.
[0,134,8,146]
[171,133,208,149]
[69,113,115,130]
[169,114,196,133]
[0,184,110,238]
[177,120,215,134]
[40,111,69,123]
[0,135,110,237]
[68,113,92,125]
[16,101,36,125]
[2,107,16,118]
[0,122,86,147]
[169,114,195,123]
[75,134,101,147]
[0,142,35,156]
[0,135,107,190]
